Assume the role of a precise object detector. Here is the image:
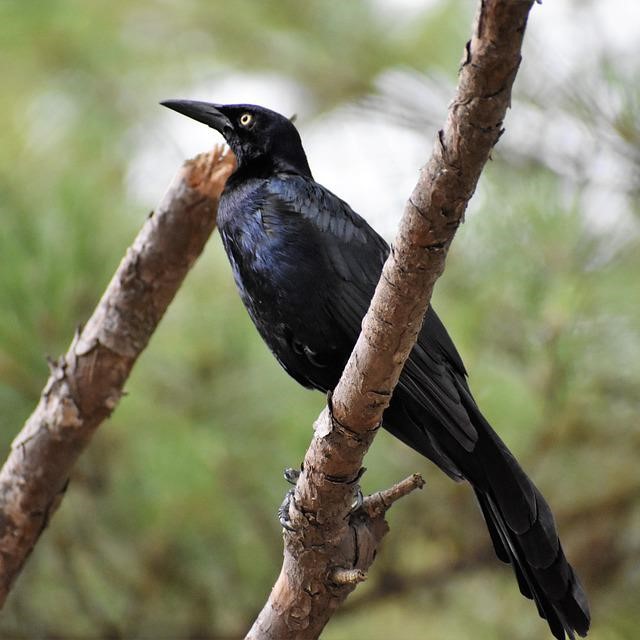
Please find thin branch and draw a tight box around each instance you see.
[361,473,426,520]
[0,147,235,607]
[247,1,536,638]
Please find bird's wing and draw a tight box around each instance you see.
[262,174,388,332]
[263,175,477,452]
[399,316,478,452]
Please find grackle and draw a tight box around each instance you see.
[161,100,590,640]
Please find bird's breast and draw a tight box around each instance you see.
[217,185,350,391]
[219,190,328,331]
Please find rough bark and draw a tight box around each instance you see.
[247,1,536,638]
[0,147,235,607]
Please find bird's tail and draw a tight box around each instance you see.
[464,398,590,640]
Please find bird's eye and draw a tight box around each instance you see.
[239,113,253,127]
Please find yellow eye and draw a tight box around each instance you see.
[239,113,253,127]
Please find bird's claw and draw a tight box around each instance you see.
[279,466,302,531]
[283,467,301,485]
[278,487,297,531]
[350,487,364,514]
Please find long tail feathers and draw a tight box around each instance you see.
[475,489,590,639]
[389,362,591,639]
[463,396,591,639]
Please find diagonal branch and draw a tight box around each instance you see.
[247,1,536,638]
[0,147,235,607]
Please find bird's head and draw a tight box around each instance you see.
[161,100,312,178]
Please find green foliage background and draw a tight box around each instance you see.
[1,1,638,638]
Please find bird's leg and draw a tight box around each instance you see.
[278,466,302,531]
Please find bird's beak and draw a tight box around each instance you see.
[160,99,234,135]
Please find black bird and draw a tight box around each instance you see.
[161,99,590,640]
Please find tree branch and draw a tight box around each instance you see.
[247,1,536,638]
[0,147,235,607]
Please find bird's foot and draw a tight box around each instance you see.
[278,466,302,531]
[283,466,301,485]
[350,487,364,514]
[278,488,297,531]
[278,466,362,529]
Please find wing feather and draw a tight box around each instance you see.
[263,175,478,455]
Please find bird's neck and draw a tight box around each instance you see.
[227,153,312,189]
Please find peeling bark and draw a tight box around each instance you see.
[247,1,536,638]
[0,147,235,607]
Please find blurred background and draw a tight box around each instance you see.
[1,1,639,638]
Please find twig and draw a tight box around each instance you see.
[362,473,425,519]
